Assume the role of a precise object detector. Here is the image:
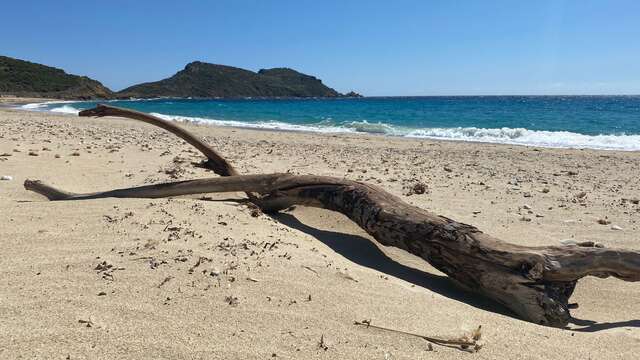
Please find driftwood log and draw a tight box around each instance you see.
[24,105,640,328]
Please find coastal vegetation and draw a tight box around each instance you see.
[0,55,113,100]
[118,62,344,99]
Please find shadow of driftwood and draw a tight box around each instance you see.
[273,212,513,318]
[568,317,640,332]
[199,198,637,332]
[274,213,640,332]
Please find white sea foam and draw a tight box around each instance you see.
[49,105,81,114]
[149,113,350,133]
[405,127,640,151]
[150,112,640,151]
[20,102,47,109]
[345,120,398,134]
[20,100,78,111]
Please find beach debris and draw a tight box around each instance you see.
[247,203,263,217]
[28,151,38,156]
[522,204,531,210]
[318,334,329,351]
[157,276,173,288]
[225,295,239,306]
[188,256,207,274]
[162,162,185,179]
[560,240,603,248]
[302,265,319,276]
[611,225,623,231]
[597,218,611,225]
[1,175,12,181]
[337,270,359,282]
[94,260,124,280]
[354,320,483,352]
[406,182,428,195]
[78,318,94,328]
[575,191,587,199]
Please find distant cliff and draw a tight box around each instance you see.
[0,55,113,100]
[117,61,344,98]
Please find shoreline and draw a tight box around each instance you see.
[0,96,60,106]
[8,96,640,152]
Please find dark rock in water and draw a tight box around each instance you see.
[117,61,343,99]
[343,91,363,98]
[0,55,113,100]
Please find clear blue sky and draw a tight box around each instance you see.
[2,0,639,95]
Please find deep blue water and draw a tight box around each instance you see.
[26,96,640,150]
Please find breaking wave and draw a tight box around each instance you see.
[20,100,77,110]
[151,113,640,151]
[149,113,350,133]
[405,127,640,151]
[49,105,81,114]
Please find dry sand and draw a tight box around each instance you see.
[1,106,639,359]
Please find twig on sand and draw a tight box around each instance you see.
[354,320,483,352]
[318,334,329,351]
[301,265,320,276]
[78,317,94,328]
[157,276,173,288]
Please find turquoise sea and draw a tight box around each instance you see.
[23,96,640,151]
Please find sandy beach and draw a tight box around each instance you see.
[1,106,639,359]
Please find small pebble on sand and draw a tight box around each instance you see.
[1,175,12,181]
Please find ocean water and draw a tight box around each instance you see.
[22,96,640,151]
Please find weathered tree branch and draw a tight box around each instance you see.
[78,105,238,176]
[24,104,640,328]
[77,105,269,209]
